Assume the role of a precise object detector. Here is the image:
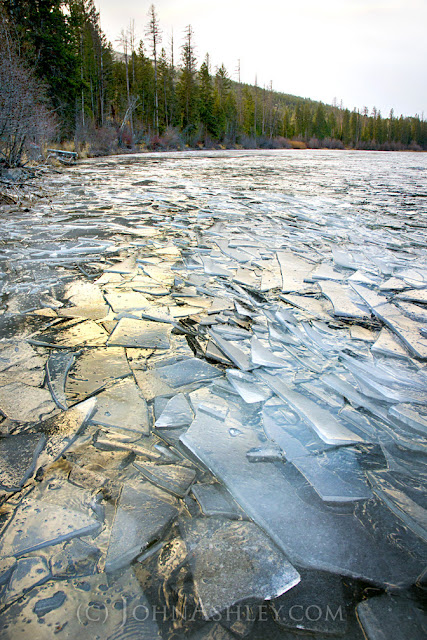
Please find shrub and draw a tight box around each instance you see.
[0,9,55,167]
[289,139,307,149]
[86,125,119,157]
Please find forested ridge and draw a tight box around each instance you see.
[1,0,426,166]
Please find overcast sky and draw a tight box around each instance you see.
[97,0,426,118]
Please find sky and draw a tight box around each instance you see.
[97,0,426,118]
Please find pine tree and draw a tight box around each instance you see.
[135,40,155,134]
[341,108,351,145]
[313,103,328,140]
[177,25,198,137]
[198,55,214,139]
[213,64,231,141]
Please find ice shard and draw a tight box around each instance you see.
[0,383,56,423]
[0,432,46,491]
[46,350,75,410]
[107,317,172,349]
[180,408,420,585]
[155,393,194,428]
[0,495,101,558]
[91,377,150,435]
[133,461,196,497]
[356,595,426,640]
[319,281,370,319]
[256,370,364,445]
[186,520,300,619]
[105,479,179,572]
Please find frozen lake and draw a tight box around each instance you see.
[0,149,426,300]
[0,150,426,639]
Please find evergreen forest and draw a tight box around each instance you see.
[1,0,426,166]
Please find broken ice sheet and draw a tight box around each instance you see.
[155,393,194,428]
[389,403,427,435]
[0,432,46,491]
[259,257,282,292]
[233,267,259,288]
[0,313,58,341]
[373,303,427,360]
[356,594,426,640]
[180,408,420,586]
[192,483,246,519]
[36,398,96,470]
[65,346,131,403]
[186,519,300,619]
[46,350,75,410]
[51,538,100,579]
[0,354,46,388]
[0,568,161,640]
[209,329,251,371]
[290,447,373,503]
[0,489,101,559]
[320,281,370,319]
[0,340,43,372]
[104,289,150,312]
[57,303,109,321]
[105,255,137,274]
[395,301,427,326]
[226,369,272,403]
[276,250,315,293]
[0,383,56,423]
[250,335,287,368]
[257,370,364,445]
[2,556,51,606]
[64,280,106,306]
[156,357,222,388]
[396,287,427,304]
[261,398,371,502]
[205,340,234,365]
[271,569,347,635]
[133,368,177,401]
[105,479,179,572]
[30,318,108,348]
[310,262,346,282]
[367,469,427,542]
[107,317,172,348]
[201,256,234,277]
[0,557,16,587]
[133,461,196,497]
[91,378,150,435]
[350,325,378,342]
[280,293,333,319]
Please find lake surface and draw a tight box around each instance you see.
[1,149,426,299]
[0,150,426,640]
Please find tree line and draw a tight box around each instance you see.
[0,0,426,166]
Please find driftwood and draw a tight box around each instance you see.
[47,149,78,165]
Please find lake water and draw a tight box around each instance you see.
[0,150,426,640]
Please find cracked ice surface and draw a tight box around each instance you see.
[0,150,426,639]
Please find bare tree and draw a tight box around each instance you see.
[146,4,161,135]
[0,9,55,167]
[117,27,134,145]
